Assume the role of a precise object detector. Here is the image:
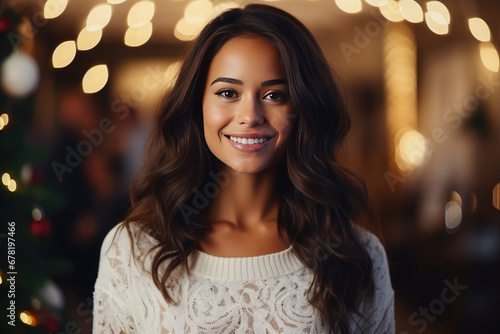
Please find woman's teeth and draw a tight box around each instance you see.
[229,136,268,145]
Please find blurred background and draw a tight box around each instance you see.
[0,0,499,333]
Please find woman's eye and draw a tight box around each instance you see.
[215,89,238,99]
[264,91,287,102]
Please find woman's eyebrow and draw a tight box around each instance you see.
[210,77,287,87]
[210,77,243,86]
[261,79,287,87]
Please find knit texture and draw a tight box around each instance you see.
[93,222,395,333]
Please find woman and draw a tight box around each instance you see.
[93,4,394,333]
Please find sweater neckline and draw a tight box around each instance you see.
[187,245,306,281]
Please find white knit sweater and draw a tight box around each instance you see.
[93,222,395,333]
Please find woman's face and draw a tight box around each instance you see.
[202,37,295,174]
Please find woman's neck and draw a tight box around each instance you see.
[198,163,290,257]
[203,164,280,229]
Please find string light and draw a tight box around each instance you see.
[7,179,17,192]
[82,64,109,94]
[86,4,112,31]
[127,1,155,27]
[77,27,102,51]
[425,11,448,35]
[335,0,363,14]
[1,113,9,125]
[32,207,43,221]
[184,0,214,25]
[468,17,491,42]
[52,40,76,68]
[107,0,127,4]
[380,0,404,22]
[365,0,385,7]
[480,42,500,72]
[44,0,68,19]
[426,1,450,24]
[0,113,8,131]
[125,22,153,47]
[2,173,11,186]
[399,0,423,23]
[20,311,36,326]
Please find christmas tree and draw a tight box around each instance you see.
[0,7,69,334]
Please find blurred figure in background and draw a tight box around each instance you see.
[43,85,147,331]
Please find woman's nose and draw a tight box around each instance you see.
[236,97,264,127]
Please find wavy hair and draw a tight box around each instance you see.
[124,4,374,333]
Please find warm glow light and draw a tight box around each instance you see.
[127,0,155,27]
[86,4,112,31]
[44,0,68,19]
[20,311,36,326]
[426,1,450,24]
[445,201,462,230]
[468,18,491,42]
[124,22,153,47]
[425,12,448,35]
[174,17,204,41]
[0,273,2,284]
[2,173,10,186]
[82,65,109,94]
[77,27,102,51]
[213,2,241,15]
[52,40,76,68]
[0,113,8,126]
[450,191,463,207]
[8,179,17,192]
[0,118,4,130]
[480,42,500,72]
[380,0,404,22]
[493,183,500,210]
[398,130,426,167]
[399,0,423,23]
[32,208,42,221]
[365,0,385,7]
[335,0,362,14]
[107,0,127,4]
[185,0,214,25]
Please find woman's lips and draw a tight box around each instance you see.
[224,134,273,152]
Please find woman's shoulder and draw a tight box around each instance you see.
[353,225,393,293]
[353,225,388,263]
[100,221,158,265]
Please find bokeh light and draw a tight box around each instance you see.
[399,0,423,23]
[82,64,109,94]
[127,1,155,27]
[479,42,500,72]
[44,0,68,19]
[52,40,76,68]
[86,4,112,31]
[468,17,491,42]
[125,22,153,47]
[335,0,362,14]
[77,27,103,51]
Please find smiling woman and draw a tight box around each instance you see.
[93,4,394,334]
[203,37,294,174]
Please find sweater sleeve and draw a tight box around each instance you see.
[355,228,395,334]
[93,223,138,334]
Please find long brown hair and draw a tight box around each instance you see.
[124,4,374,333]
